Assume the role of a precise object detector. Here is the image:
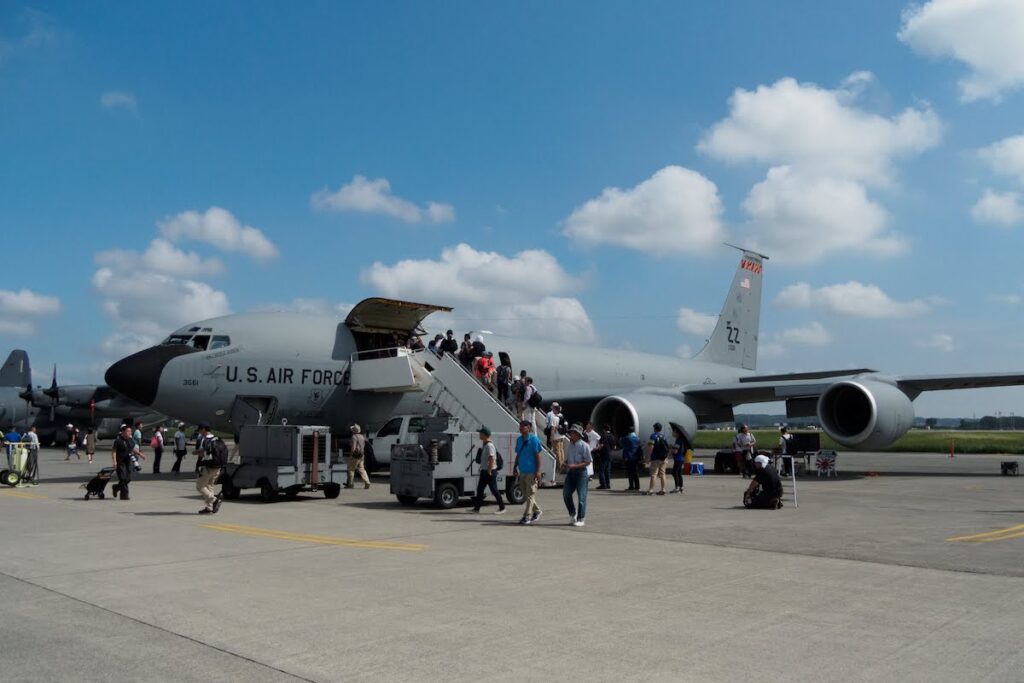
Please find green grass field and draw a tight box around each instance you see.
[692,429,1024,454]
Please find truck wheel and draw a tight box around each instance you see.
[396,494,418,506]
[323,483,341,499]
[505,481,525,505]
[258,479,277,503]
[284,487,300,500]
[0,470,16,487]
[434,482,459,509]
[221,477,241,500]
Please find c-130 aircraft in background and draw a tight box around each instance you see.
[105,247,1024,452]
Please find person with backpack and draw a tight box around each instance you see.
[495,356,513,408]
[195,423,226,514]
[470,426,506,514]
[669,424,692,493]
[512,370,527,418]
[513,420,544,525]
[523,377,541,429]
[645,422,670,495]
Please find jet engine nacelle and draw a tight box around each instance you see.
[817,379,914,450]
[590,393,698,440]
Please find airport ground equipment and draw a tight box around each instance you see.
[389,422,556,508]
[220,425,342,502]
[1001,461,1019,476]
[349,347,559,484]
[1,443,29,486]
[81,467,115,499]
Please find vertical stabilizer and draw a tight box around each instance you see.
[0,350,31,387]
[694,247,766,371]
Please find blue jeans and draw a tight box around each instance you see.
[562,469,589,520]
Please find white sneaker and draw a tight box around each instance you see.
[568,515,577,525]
[573,519,585,527]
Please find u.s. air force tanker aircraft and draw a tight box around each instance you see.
[105,248,1024,451]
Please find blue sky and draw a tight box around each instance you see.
[2,0,1024,417]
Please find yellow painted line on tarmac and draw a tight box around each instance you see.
[199,523,428,552]
[947,523,1024,543]
[0,489,46,500]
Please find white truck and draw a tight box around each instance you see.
[364,414,450,470]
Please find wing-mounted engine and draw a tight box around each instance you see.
[817,379,914,450]
[591,393,698,440]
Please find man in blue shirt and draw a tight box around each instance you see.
[620,427,642,492]
[513,420,544,525]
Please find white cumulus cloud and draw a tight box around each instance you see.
[777,321,833,347]
[361,243,593,343]
[915,332,955,352]
[159,207,279,262]
[971,189,1024,227]
[96,238,226,278]
[562,166,726,254]
[698,74,942,186]
[740,167,905,264]
[676,307,718,337]
[774,281,933,318]
[91,268,231,349]
[0,288,60,316]
[311,175,455,224]
[698,73,939,265]
[899,0,1024,102]
[979,135,1024,184]
[99,90,137,112]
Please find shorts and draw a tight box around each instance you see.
[650,459,667,477]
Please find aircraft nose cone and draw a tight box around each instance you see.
[104,345,197,406]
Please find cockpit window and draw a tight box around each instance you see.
[164,334,193,345]
[191,335,211,351]
[208,335,231,350]
[188,327,200,333]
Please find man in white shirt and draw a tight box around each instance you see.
[470,427,506,514]
[733,424,756,479]
[171,423,188,473]
[562,424,593,527]
[545,403,565,471]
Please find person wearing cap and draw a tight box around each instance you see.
[544,402,565,472]
[513,420,544,525]
[345,424,371,489]
[195,423,226,514]
[65,423,79,460]
[562,424,593,527]
[171,423,188,473]
[470,427,506,514]
[744,454,784,509]
[111,423,143,500]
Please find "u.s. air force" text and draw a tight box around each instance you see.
[225,366,345,385]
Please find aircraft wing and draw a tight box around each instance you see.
[684,371,1024,407]
[893,372,1024,393]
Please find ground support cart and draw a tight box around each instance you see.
[220,425,343,502]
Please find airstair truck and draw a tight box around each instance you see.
[390,419,557,508]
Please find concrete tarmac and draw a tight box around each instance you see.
[1,447,1022,682]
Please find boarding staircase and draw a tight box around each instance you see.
[347,348,560,484]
